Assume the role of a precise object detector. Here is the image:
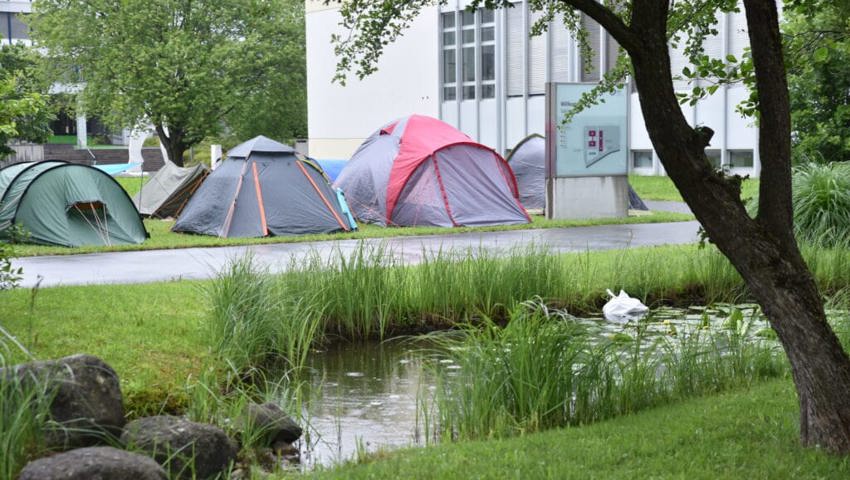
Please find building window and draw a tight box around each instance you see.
[729,150,754,168]
[0,13,29,42]
[442,8,496,101]
[480,9,495,99]
[705,149,722,168]
[632,151,653,169]
[461,10,476,100]
[441,12,457,101]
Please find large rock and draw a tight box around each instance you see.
[6,354,125,448]
[242,402,303,447]
[121,415,237,479]
[18,446,167,480]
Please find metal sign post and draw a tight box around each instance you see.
[545,83,629,219]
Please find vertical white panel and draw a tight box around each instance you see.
[527,9,546,94]
[506,2,524,96]
[669,42,689,88]
[479,100,498,148]
[605,33,619,73]
[442,102,459,129]
[550,14,570,83]
[629,92,652,150]
[505,98,525,148]
[728,6,749,60]
[459,99,477,139]
[726,85,758,148]
[526,96,545,134]
[580,14,601,82]
[694,92,725,147]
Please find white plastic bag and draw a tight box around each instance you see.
[602,289,649,324]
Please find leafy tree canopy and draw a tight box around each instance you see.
[29,0,306,165]
[784,1,850,164]
[221,2,307,145]
[0,45,52,156]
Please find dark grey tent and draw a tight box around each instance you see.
[172,136,354,237]
[0,160,147,247]
[133,162,209,218]
[506,134,649,211]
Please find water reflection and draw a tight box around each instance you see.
[300,340,433,467]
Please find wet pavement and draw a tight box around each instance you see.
[644,200,693,215]
[14,220,700,288]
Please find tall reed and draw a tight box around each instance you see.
[206,254,325,373]
[0,330,53,479]
[207,242,850,370]
[419,300,784,441]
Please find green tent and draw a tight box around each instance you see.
[0,161,148,247]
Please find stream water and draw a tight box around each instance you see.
[299,340,435,467]
[294,304,774,468]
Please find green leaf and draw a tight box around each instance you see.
[814,47,830,62]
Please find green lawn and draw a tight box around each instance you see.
[10,210,693,257]
[303,379,850,479]
[0,281,208,414]
[115,176,149,197]
[630,174,760,202]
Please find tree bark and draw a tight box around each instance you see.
[562,0,850,452]
[155,124,187,167]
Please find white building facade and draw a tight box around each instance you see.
[307,1,760,177]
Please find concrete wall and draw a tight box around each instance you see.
[546,176,628,219]
[306,1,440,159]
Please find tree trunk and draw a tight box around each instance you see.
[577,0,850,452]
[155,124,186,167]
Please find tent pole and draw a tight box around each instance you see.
[252,162,268,236]
[222,160,249,237]
[295,160,350,231]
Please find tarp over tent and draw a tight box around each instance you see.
[316,159,347,181]
[0,161,148,247]
[173,135,355,238]
[335,115,530,227]
[506,134,650,211]
[133,162,209,218]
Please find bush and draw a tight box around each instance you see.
[791,163,850,246]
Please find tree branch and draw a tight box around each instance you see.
[744,0,796,248]
[560,0,640,53]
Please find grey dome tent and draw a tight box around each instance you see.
[0,161,148,247]
[505,134,546,210]
[334,115,530,227]
[134,162,209,218]
[172,135,355,237]
[506,134,649,211]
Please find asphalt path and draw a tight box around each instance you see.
[15,220,700,288]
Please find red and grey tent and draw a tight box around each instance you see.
[334,115,530,227]
[173,136,354,237]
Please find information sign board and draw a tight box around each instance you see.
[546,83,629,177]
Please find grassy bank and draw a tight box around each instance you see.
[0,281,208,414]
[629,174,760,202]
[304,379,850,479]
[2,243,849,414]
[9,210,692,257]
